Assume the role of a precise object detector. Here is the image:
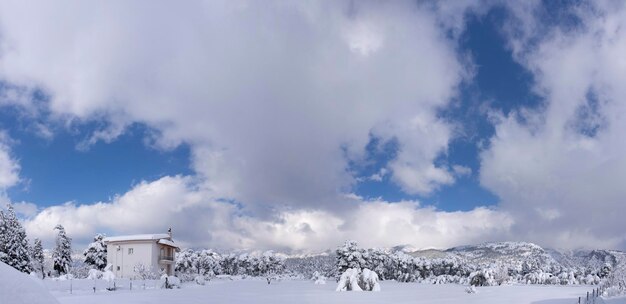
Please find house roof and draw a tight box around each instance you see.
[158,239,180,249]
[103,234,170,243]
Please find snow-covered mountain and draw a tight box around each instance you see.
[445,242,560,270]
[405,241,623,273]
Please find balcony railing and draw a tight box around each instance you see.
[159,255,174,261]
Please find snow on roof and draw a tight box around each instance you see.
[103,234,170,243]
[158,238,180,249]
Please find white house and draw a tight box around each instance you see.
[103,231,180,278]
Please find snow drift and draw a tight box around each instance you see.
[0,261,60,304]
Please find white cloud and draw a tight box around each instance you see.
[23,175,513,251]
[10,201,38,217]
[343,19,384,57]
[382,112,456,195]
[0,0,469,212]
[368,168,388,182]
[480,1,626,249]
[452,165,472,177]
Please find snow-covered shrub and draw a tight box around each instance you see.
[465,286,477,294]
[69,259,91,279]
[336,268,362,291]
[600,263,612,278]
[194,275,206,285]
[558,271,578,285]
[604,286,623,297]
[102,264,115,282]
[160,274,181,289]
[469,269,496,286]
[87,269,102,280]
[493,266,510,285]
[133,263,159,280]
[581,274,601,285]
[361,268,381,291]
[429,274,459,285]
[336,268,380,291]
[312,271,326,284]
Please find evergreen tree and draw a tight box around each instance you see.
[83,233,107,270]
[32,238,45,278]
[336,240,367,275]
[0,204,33,273]
[52,224,72,275]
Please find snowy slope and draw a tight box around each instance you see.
[548,248,624,269]
[0,261,60,304]
[446,242,561,269]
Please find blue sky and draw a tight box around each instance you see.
[2,114,192,205]
[0,0,625,251]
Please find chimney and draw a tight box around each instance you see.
[167,227,172,239]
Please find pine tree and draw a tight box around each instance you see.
[0,204,33,273]
[336,240,367,275]
[52,224,72,275]
[83,233,107,270]
[32,238,45,277]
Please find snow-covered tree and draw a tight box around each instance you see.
[52,224,72,275]
[175,248,195,274]
[175,249,223,278]
[284,254,336,279]
[336,240,367,275]
[196,250,222,276]
[83,233,107,270]
[253,251,284,276]
[219,253,238,275]
[0,204,33,273]
[32,238,45,277]
[366,248,388,280]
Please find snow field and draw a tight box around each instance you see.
[51,278,608,304]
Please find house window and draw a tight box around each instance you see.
[128,248,134,255]
[117,266,120,271]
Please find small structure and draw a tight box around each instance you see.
[103,229,180,278]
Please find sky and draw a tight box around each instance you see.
[0,0,625,252]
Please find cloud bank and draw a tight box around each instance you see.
[22,175,512,251]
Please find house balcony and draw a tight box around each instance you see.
[159,255,175,263]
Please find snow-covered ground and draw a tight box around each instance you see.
[48,278,617,304]
[0,261,59,304]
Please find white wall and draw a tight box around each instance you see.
[106,241,158,278]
